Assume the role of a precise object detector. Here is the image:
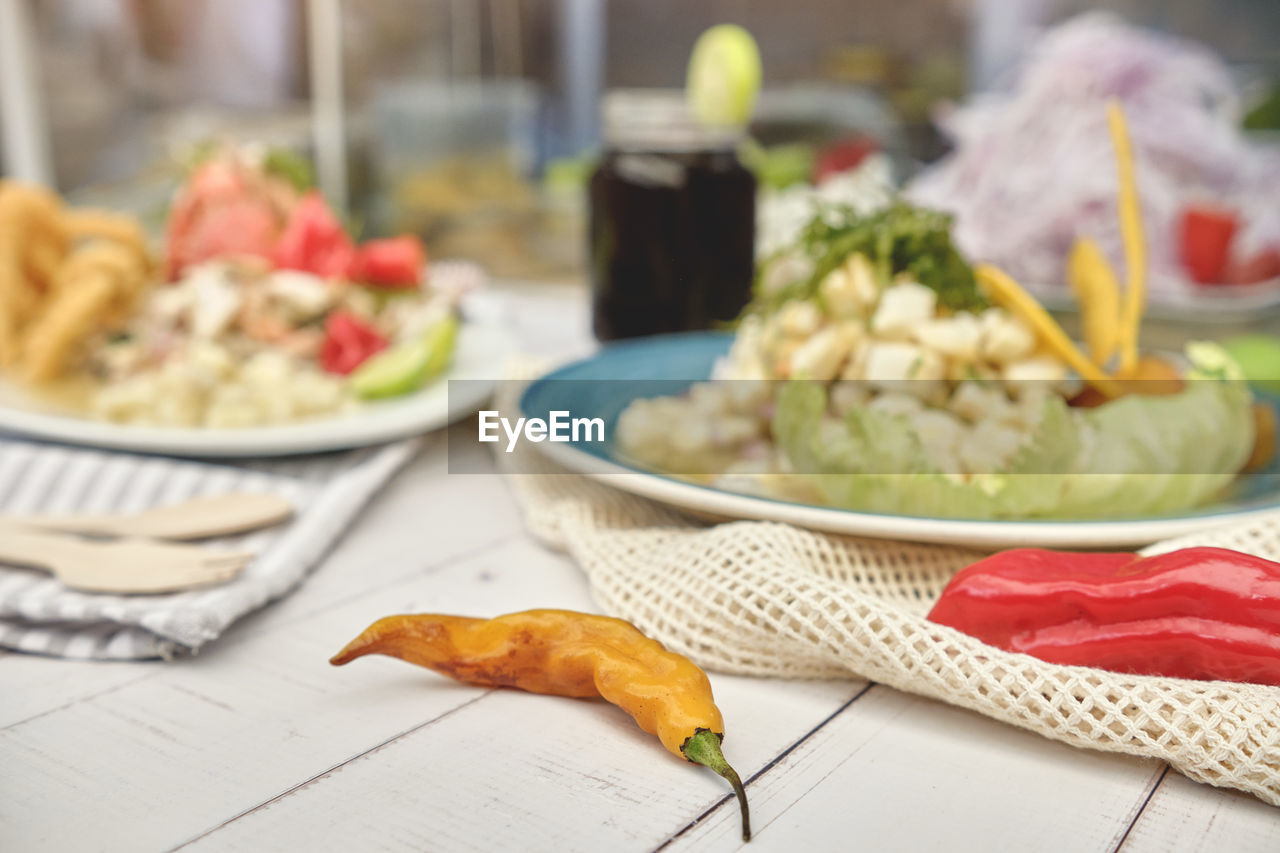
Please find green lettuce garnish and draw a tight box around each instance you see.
[772,343,1256,519]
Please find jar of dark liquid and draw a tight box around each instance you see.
[589,90,756,341]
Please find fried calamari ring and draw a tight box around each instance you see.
[20,269,118,382]
[0,181,154,382]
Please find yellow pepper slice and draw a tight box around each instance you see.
[976,263,1122,397]
[1067,237,1121,366]
[1107,100,1146,373]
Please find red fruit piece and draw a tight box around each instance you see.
[1178,204,1239,284]
[165,159,289,280]
[350,236,426,289]
[273,191,357,280]
[319,310,388,375]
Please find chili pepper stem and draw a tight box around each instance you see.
[682,728,751,842]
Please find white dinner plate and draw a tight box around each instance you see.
[0,296,513,458]
[529,442,1280,549]
[1029,277,1280,324]
[518,332,1280,549]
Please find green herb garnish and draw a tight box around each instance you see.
[747,200,985,318]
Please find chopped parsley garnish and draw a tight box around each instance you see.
[748,200,986,317]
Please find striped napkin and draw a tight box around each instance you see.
[0,438,418,660]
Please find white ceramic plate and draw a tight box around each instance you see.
[519,332,1280,549]
[0,296,513,458]
[531,441,1280,549]
[1029,277,1280,324]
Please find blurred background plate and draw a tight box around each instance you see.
[0,293,513,458]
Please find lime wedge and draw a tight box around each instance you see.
[687,24,762,128]
[1222,334,1280,393]
[350,315,458,399]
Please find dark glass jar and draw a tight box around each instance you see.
[589,90,756,341]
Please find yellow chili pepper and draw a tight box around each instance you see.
[1106,99,1146,374]
[1067,237,1121,367]
[975,263,1122,397]
[331,609,752,841]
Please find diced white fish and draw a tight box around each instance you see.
[1003,355,1068,385]
[979,307,1037,363]
[949,382,1012,424]
[913,311,982,360]
[777,299,823,337]
[266,270,333,322]
[790,322,862,381]
[820,254,879,318]
[870,280,937,339]
[862,340,945,384]
[189,265,243,340]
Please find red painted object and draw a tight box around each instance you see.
[927,547,1280,686]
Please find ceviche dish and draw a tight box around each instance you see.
[616,104,1276,520]
[0,146,462,429]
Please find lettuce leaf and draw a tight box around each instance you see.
[772,344,1256,519]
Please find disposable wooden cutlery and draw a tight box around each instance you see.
[0,523,254,593]
[7,492,293,541]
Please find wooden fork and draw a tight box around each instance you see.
[0,523,254,594]
[8,493,293,541]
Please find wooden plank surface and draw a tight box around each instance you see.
[0,535,580,852]
[665,686,1166,853]
[3,286,1279,852]
[1120,772,1280,852]
[177,676,859,851]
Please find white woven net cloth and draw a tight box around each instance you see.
[497,377,1280,807]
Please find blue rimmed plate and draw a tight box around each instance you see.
[519,332,1280,548]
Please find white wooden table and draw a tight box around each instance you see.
[3,286,1278,852]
